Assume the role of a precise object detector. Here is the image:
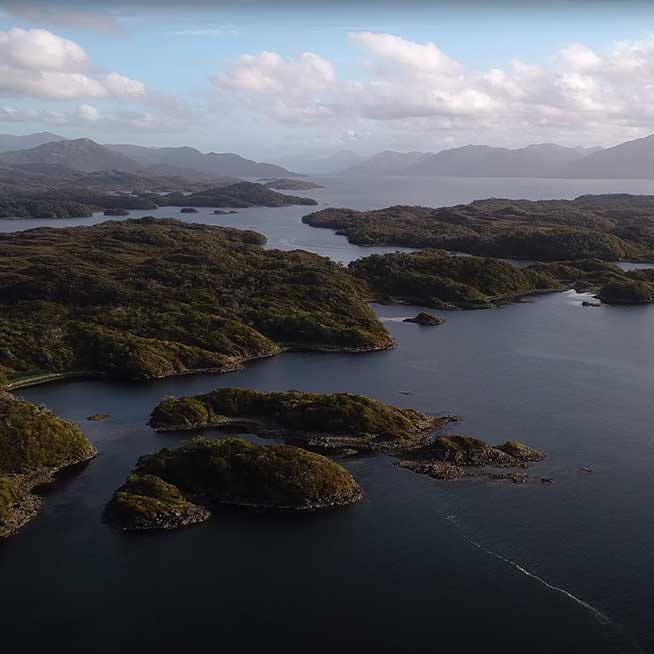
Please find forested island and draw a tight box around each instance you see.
[150,387,452,452]
[0,218,391,388]
[0,180,316,219]
[104,437,362,530]
[0,392,96,537]
[303,194,654,262]
[349,249,654,308]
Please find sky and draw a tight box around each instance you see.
[2,0,654,162]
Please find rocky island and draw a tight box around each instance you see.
[398,435,545,481]
[0,392,96,538]
[303,194,654,262]
[104,437,362,530]
[0,218,391,388]
[403,312,445,326]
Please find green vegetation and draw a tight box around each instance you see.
[348,249,654,308]
[150,387,444,452]
[103,473,210,531]
[136,437,362,508]
[0,218,390,385]
[0,198,93,219]
[0,392,96,536]
[105,437,362,526]
[349,249,562,308]
[303,194,654,262]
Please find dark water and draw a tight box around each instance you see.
[2,177,654,653]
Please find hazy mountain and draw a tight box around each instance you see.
[0,132,67,153]
[341,150,433,175]
[400,143,591,177]
[284,150,365,174]
[0,138,141,173]
[563,134,654,178]
[106,143,295,177]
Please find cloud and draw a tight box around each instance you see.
[0,28,145,99]
[171,26,238,38]
[212,31,654,145]
[2,2,124,35]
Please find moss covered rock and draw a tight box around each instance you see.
[103,474,210,531]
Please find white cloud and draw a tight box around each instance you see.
[0,28,145,99]
[212,31,654,145]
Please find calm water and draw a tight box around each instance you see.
[2,177,654,653]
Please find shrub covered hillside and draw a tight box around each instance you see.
[303,194,654,262]
[0,392,96,536]
[0,218,391,386]
[104,437,362,530]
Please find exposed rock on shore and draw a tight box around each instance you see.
[398,435,545,482]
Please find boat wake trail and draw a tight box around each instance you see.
[445,515,612,623]
[445,515,646,653]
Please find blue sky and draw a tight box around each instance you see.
[2,1,654,161]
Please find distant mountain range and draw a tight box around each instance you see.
[340,143,608,177]
[5,131,654,178]
[0,135,296,178]
[105,143,294,178]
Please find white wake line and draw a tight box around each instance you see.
[445,515,612,625]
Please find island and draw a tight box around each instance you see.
[104,208,130,216]
[303,194,654,262]
[0,218,391,388]
[213,209,239,215]
[150,387,458,453]
[349,249,653,308]
[398,435,545,481]
[103,437,362,530]
[180,207,198,213]
[403,312,445,326]
[261,178,324,190]
[163,181,318,208]
[0,392,96,538]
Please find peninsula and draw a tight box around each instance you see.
[0,218,391,388]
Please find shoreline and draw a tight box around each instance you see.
[2,340,394,393]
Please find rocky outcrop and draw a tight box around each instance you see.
[398,435,545,482]
[403,312,445,326]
